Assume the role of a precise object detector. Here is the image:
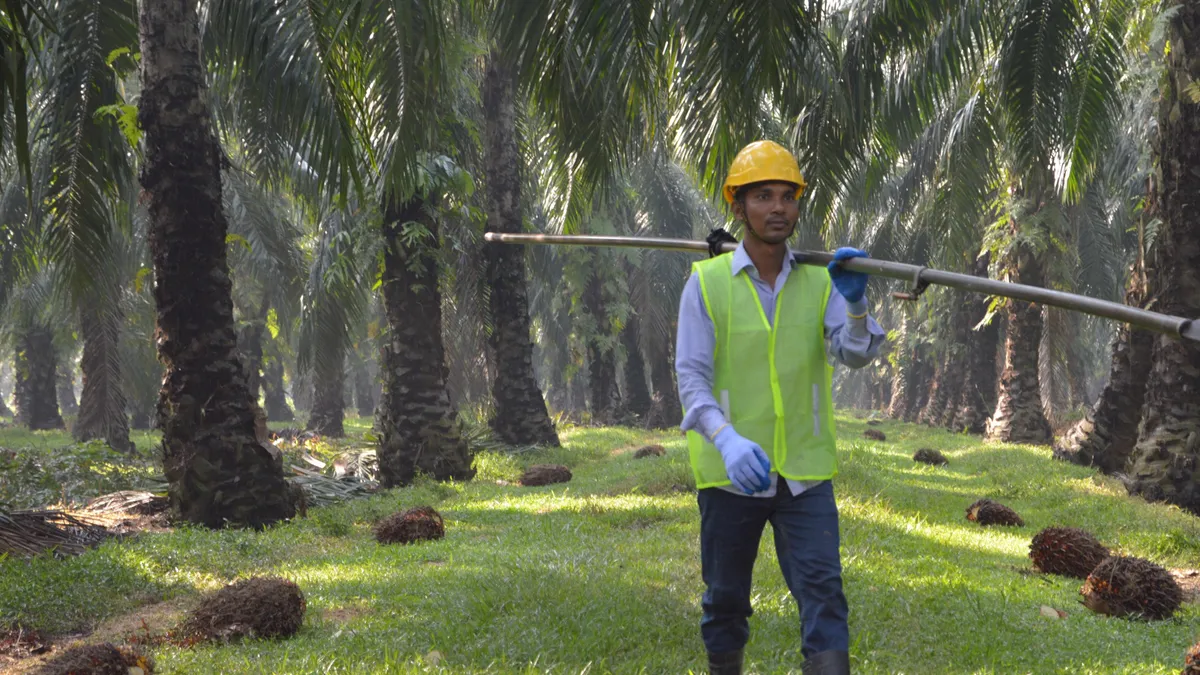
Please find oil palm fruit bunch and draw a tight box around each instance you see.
[965,499,1024,527]
[913,448,949,466]
[374,506,445,545]
[520,464,572,486]
[863,429,886,441]
[1182,640,1200,674]
[1029,526,1110,578]
[180,576,306,641]
[32,642,154,674]
[1080,555,1183,621]
[634,444,666,459]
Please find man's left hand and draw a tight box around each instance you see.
[827,247,869,303]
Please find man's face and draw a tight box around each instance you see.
[733,182,799,245]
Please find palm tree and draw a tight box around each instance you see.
[3,271,67,431]
[0,0,42,188]
[203,0,476,485]
[138,0,295,527]
[377,191,474,485]
[482,48,560,446]
[297,207,372,439]
[1123,0,1200,513]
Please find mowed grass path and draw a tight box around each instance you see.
[3,414,1199,674]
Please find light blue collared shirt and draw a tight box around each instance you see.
[675,242,886,498]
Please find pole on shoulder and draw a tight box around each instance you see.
[482,231,1199,344]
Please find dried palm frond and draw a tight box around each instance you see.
[0,509,109,558]
[287,466,378,508]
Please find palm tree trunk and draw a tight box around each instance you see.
[887,314,919,419]
[350,347,375,418]
[583,267,620,424]
[292,370,312,413]
[74,304,132,452]
[951,254,1000,433]
[483,51,559,447]
[986,248,1053,444]
[57,368,79,417]
[237,302,268,404]
[138,0,294,527]
[620,309,653,422]
[917,357,950,425]
[1066,341,1090,412]
[305,344,345,437]
[645,330,683,429]
[14,325,65,430]
[1053,277,1152,471]
[1125,5,1200,513]
[934,351,966,428]
[261,355,294,422]
[376,194,474,487]
[0,361,12,417]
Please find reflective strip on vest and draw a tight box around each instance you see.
[685,253,838,489]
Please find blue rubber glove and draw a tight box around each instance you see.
[712,426,772,494]
[827,247,869,303]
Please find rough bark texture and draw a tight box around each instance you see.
[138,0,294,528]
[986,249,1053,444]
[262,356,294,422]
[619,308,653,422]
[482,52,560,447]
[951,254,1000,433]
[305,345,345,437]
[887,314,919,419]
[57,369,79,416]
[14,326,65,430]
[583,267,621,424]
[935,352,966,428]
[237,305,267,404]
[375,195,474,488]
[1125,7,1200,513]
[74,304,132,452]
[1053,280,1152,472]
[889,339,933,422]
[917,357,951,426]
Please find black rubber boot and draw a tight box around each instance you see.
[801,650,850,675]
[707,649,743,675]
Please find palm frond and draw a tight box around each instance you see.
[26,0,137,310]
[296,206,374,377]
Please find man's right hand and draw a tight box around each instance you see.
[712,426,772,494]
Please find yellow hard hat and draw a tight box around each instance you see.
[721,140,807,204]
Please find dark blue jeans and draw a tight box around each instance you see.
[697,479,849,658]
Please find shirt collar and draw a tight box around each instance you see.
[730,240,796,278]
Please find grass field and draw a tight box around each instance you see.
[1,413,1198,674]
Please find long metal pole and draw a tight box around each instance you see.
[482,231,1200,344]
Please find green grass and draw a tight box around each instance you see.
[2,414,1199,674]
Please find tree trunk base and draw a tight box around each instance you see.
[376,196,475,488]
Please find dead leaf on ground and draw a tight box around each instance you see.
[1039,605,1068,619]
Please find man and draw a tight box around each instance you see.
[675,140,885,675]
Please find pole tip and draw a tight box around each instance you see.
[483,232,498,241]
[1184,320,1200,344]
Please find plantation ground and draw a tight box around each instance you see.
[2,413,1199,674]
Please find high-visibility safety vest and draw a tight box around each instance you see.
[686,253,838,489]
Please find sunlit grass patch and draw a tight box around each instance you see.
[0,413,1198,673]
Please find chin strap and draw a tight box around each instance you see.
[706,228,739,258]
